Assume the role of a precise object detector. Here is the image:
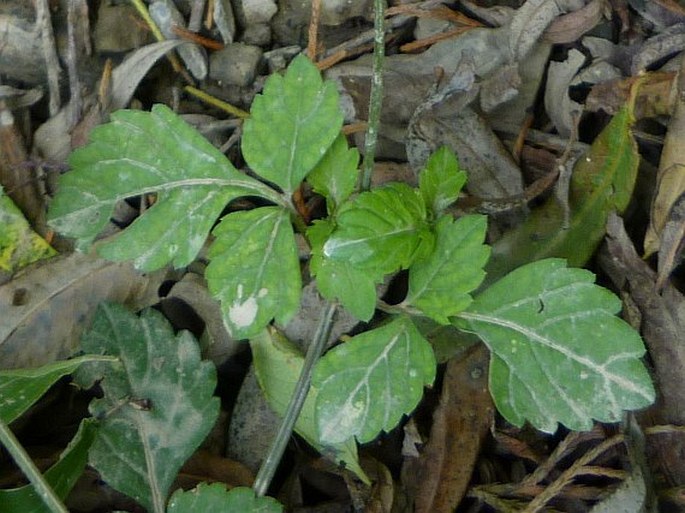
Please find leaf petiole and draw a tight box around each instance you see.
[253,301,337,496]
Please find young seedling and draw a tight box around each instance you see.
[1,54,654,512]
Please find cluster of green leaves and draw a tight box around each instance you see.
[1,55,656,512]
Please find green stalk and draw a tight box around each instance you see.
[360,0,386,192]
[0,419,68,513]
[253,302,337,496]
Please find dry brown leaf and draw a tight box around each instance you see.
[0,251,167,369]
[600,213,685,487]
[403,344,493,513]
[656,192,685,290]
[644,53,685,256]
[543,0,607,44]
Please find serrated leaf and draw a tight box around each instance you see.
[48,104,278,271]
[323,183,433,275]
[167,484,283,513]
[488,101,639,280]
[308,220,377,321]
[405,215,489,324]
[313,316,436,444]
[250,329,369,483]
[0,418,97,513]
[418,146,467,217]
[0,187,56,273]
[456,259,655,433]
[307,134,359,213]
[0,355,116,424]
[75,303,220,513]
[242,54,343,195]
[206,207,301,339]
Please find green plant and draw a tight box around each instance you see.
[0,55,655,512]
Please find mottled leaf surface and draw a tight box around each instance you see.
[323,183,433,276]
[75,303,219,513]
[168,484,282,513]
[457,259,655,433]
[48,104,277,270]
[242,54,343,195]
[405,215,489,324]
[0,187,56,274]
[250,329,369,483]
[206,207,301,339]
[313,316,436,444]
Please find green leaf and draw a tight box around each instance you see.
[487,102,639,280]
[323,183,433,275]
[307,134,360,213]
[308,219,378,321]
[75,303,220,513]
[0,355,116,424]
[404,215,489,324]
[206,207,301,339]
[418,146,467,217]
[313,316,436,444]
[48,104,278,271]
[242,54,343,195]
[456,259,655,433]
[167,484,282,513]
[0,187,56,273]
[250,329,369,484]
[0,418,97,512]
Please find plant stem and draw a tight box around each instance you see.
[0,418,68,513]
[360,0,386,192]
[253,302,337,496]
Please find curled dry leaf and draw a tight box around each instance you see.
[644,52,685,256]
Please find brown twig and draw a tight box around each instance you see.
[172,25,224,50]
[307,0,322,60]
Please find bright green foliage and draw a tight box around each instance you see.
[0,419,97,513]
[404,215,489,324]
[456,259,655,433]
[323,183,433,276]
[168,485,283,513]
[0,187,56,273]
[47,104,277,270]
[241,54,343,195]
[206,207,301,338]
[75,303,220,513]
[488,101,639,280]
[250,328,369,483]
[313,316,436,444]
[418,146,467,217]
[0,355,116,424]
[308,219,378,320]
[307,134,360,213]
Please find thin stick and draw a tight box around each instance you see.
[0,418,68,513]
[360,0,386,191]
[253,302,338,496]
[34,0,62,116]
[307,0,322,60]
